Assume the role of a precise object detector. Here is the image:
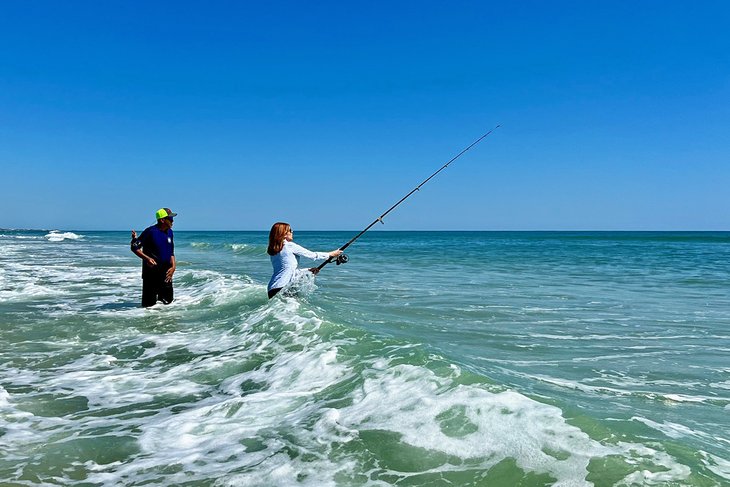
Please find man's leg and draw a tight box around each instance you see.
[159,279,174,304]
[141,278,158,307]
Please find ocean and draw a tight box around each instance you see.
[0,229,728,486]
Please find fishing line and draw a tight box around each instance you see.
[317,125,500,272]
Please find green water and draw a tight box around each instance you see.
[1,230,728,485]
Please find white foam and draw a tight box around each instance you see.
[615,443,692,484]
[0,281,65,301]
[168,269,261,309]
[0,385,9,406]
[632,416,699,439]
[529,374,634,398]
[280,270,318,298]
[0,234,44,240]
[337,363,617,486]
[45,230,83,241]
[104,308,352,486]
[700,451,730,480]
[3,321,699,487]
[0,256,259,314]
[44,353,206,408]
[661,393,708,403]
[526,374,728,408]
[0,255,142,305]
[0,380,64,454]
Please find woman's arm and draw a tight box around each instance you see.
[288,242,328,261]
[289,242,342,261]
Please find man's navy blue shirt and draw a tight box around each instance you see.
[137,225,174,276]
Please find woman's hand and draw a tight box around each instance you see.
[329,249,343,258]
[309,267,320,275]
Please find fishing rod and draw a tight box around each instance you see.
[316,125,500,272]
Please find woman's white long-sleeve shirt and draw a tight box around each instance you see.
[268,241,330,292]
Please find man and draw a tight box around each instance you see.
[131,208,177,307]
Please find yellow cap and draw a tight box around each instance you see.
[155,208,178,220]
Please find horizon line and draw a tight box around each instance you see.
[3,228,729,233]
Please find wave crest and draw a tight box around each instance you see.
[45,231,83,242]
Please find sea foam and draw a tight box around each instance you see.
[45,230,83,242]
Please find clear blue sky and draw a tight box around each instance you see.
[1,1,728,231]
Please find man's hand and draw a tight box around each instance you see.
[165,267,175,282]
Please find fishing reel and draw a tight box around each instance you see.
[335,254,349,265]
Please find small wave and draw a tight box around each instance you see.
[45,231,83,242]
[661,393,710,403]
[0,283,66,301]
[632,416,703,440]
[225,243,248,253]
[223,243,265,255]
[529,374,730,406]
[190,242,212,249]
[0,234,45,240]
[162,269,263,309]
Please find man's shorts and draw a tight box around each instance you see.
[142,274,173,307]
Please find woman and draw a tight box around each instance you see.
[267,222,342,299]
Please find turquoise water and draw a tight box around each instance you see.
[1,230,728,486]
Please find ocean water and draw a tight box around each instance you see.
[1,229,728,486]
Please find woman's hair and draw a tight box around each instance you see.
[267,222,290,255]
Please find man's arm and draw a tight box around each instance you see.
[131,230,157,267]
[165,256,176,282]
